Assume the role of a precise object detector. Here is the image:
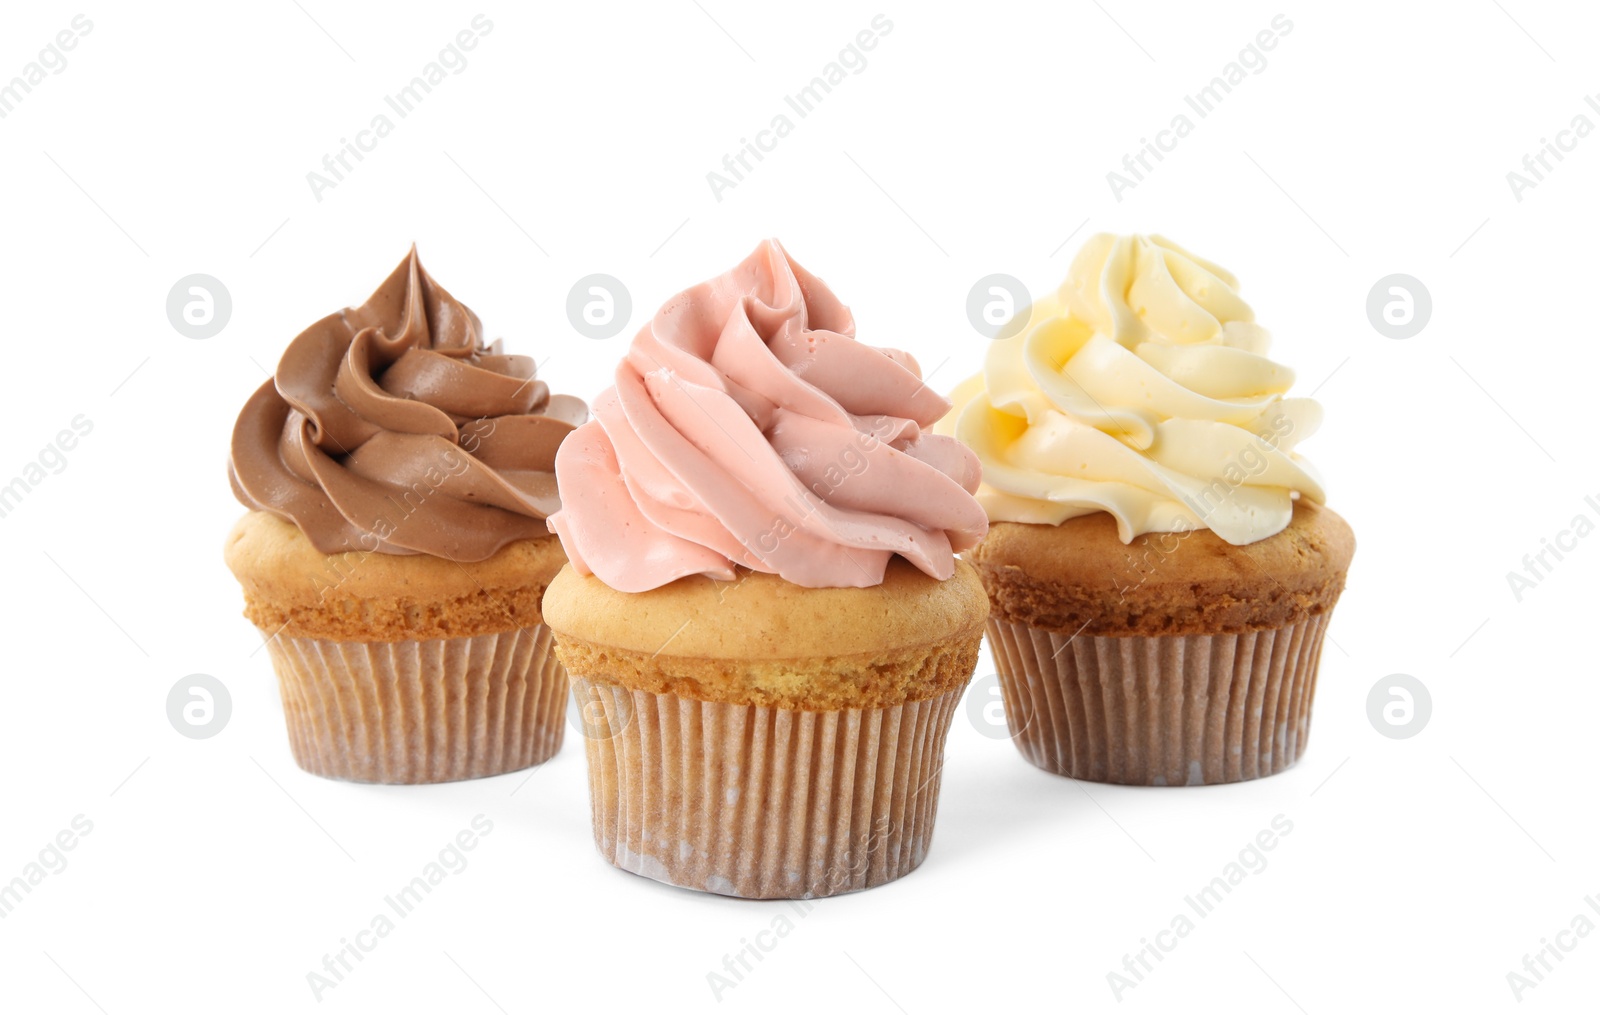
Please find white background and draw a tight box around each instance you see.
[1,1,1595,1011]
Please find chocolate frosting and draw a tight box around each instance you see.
[229,248,586,561]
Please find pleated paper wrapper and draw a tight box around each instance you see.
[986,613,1331,786]
[570,678,962,899]
[263,624,566,784]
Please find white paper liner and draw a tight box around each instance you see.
[569,680,962,899]
[987,613,1330,785]
[264,624,565,784]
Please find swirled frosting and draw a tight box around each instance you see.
[229,248,586,561]
[547,239,987,592]
[938,233,1324,546]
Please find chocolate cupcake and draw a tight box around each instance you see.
[225,248,586,784]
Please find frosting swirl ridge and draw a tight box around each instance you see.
[547,239,987,592]
[229,248,586,561]
[939,233,1324,545]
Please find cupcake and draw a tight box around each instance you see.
[541,240,989,898]
[940,233,1354,786]
[225,248,587,784]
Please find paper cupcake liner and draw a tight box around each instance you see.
[986,613,1330,786]
[569,679,962,899]
[264,625,566,784]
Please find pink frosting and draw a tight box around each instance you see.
[547,240,988,592]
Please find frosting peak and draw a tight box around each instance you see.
[1064,233,1258,348]
[229,248,586,561]
[940,233,1324,546]
[548,240,988,592]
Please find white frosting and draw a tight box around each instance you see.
[939,233,1324,545]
